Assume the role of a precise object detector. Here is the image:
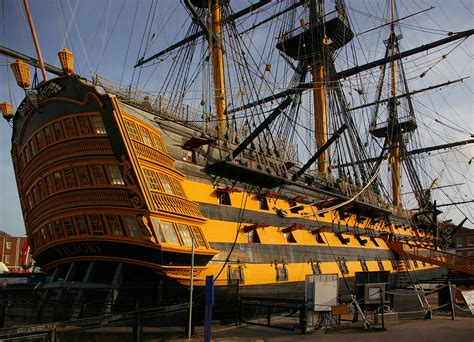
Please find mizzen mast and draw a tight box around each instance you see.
[22,0,47,82]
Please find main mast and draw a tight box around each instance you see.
[309,0,328,177]
[389,0,401,206]
[276,0,353,177]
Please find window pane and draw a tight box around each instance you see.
[53,171,64,190]
[144,170,161,190]
[160,222,180,244]
[158,174,173,194]
[91,116,107,135]
[24,144,31,161]
[125,217,142,237]
[76,165,91,185]
[151,218,166,242]
[63,168,77,187]
[151,134,164,151]
[45,175,54,195]
[176,224,193,245]
[54,220,64,238]
[63,217,75,236]
[53,121,64,140]
[104,215,124,235]
[170,179,187,198]
[139,127,153,146]
[44,126,54,145]
[108,165,125,185]
[30,139,38,155]
[36,180,45,199]
[91,165,108,185]
[77,116,92,135]
[191,226,206,247]
[74,216,89,235]
[124,120,141,141]
[89,215,104,235]
[64,117,77,137]
[36,131,46,150]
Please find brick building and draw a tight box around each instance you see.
[454,227,474,258]
[0,232,28,272]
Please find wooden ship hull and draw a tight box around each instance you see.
[4,0,472,323]
[9,75,447,312]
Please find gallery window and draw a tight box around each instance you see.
[125,217,142,238]
[160,222,180,244]
[104,215,124,236]
[91,116,107,135]
[89,215,104,235]
[108,165,125,185]
[176,224,193,246]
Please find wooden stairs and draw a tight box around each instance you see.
[388,240,474,275]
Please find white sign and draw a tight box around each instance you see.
[461,290,474,314]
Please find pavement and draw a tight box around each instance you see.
[184,316,474,342]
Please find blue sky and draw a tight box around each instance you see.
[0,0,473,236]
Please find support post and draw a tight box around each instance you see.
[448,282,456,321]
[300,297,307,334]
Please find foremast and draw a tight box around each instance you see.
[209,1,227,137]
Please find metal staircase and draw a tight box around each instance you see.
[388,240,474,275]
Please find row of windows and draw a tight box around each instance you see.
[18,115,106,169]
[124,119,166,152]
[24,164,124,212]
[30,214,208,251]
[31,215,144,249]
[456,235,474,247]
[144,169,187,198]
[227,257,398,284]
[150,218,206,248]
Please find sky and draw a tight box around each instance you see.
[0,0,473,236]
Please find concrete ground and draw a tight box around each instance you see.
[197,316,474,342]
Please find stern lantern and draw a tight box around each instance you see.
[11,60,31,89]
[58,48,74,75]
[0,102,13,121]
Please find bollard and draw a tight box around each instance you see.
[204,275,214,342]
[448,282,456,321]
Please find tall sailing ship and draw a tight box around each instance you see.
[1,0,473,317]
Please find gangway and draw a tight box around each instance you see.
[388,241,474,275]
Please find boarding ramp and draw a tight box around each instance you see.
[388,241,474,275]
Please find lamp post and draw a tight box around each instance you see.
[188,237,195,339]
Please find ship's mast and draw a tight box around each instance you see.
[22,0,47,82]
[310,0,328,177]
[389,0,401,206]
[209,0,227,137]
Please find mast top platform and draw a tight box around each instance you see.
[276,11,354,61]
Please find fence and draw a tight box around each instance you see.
[0,303,191,342]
